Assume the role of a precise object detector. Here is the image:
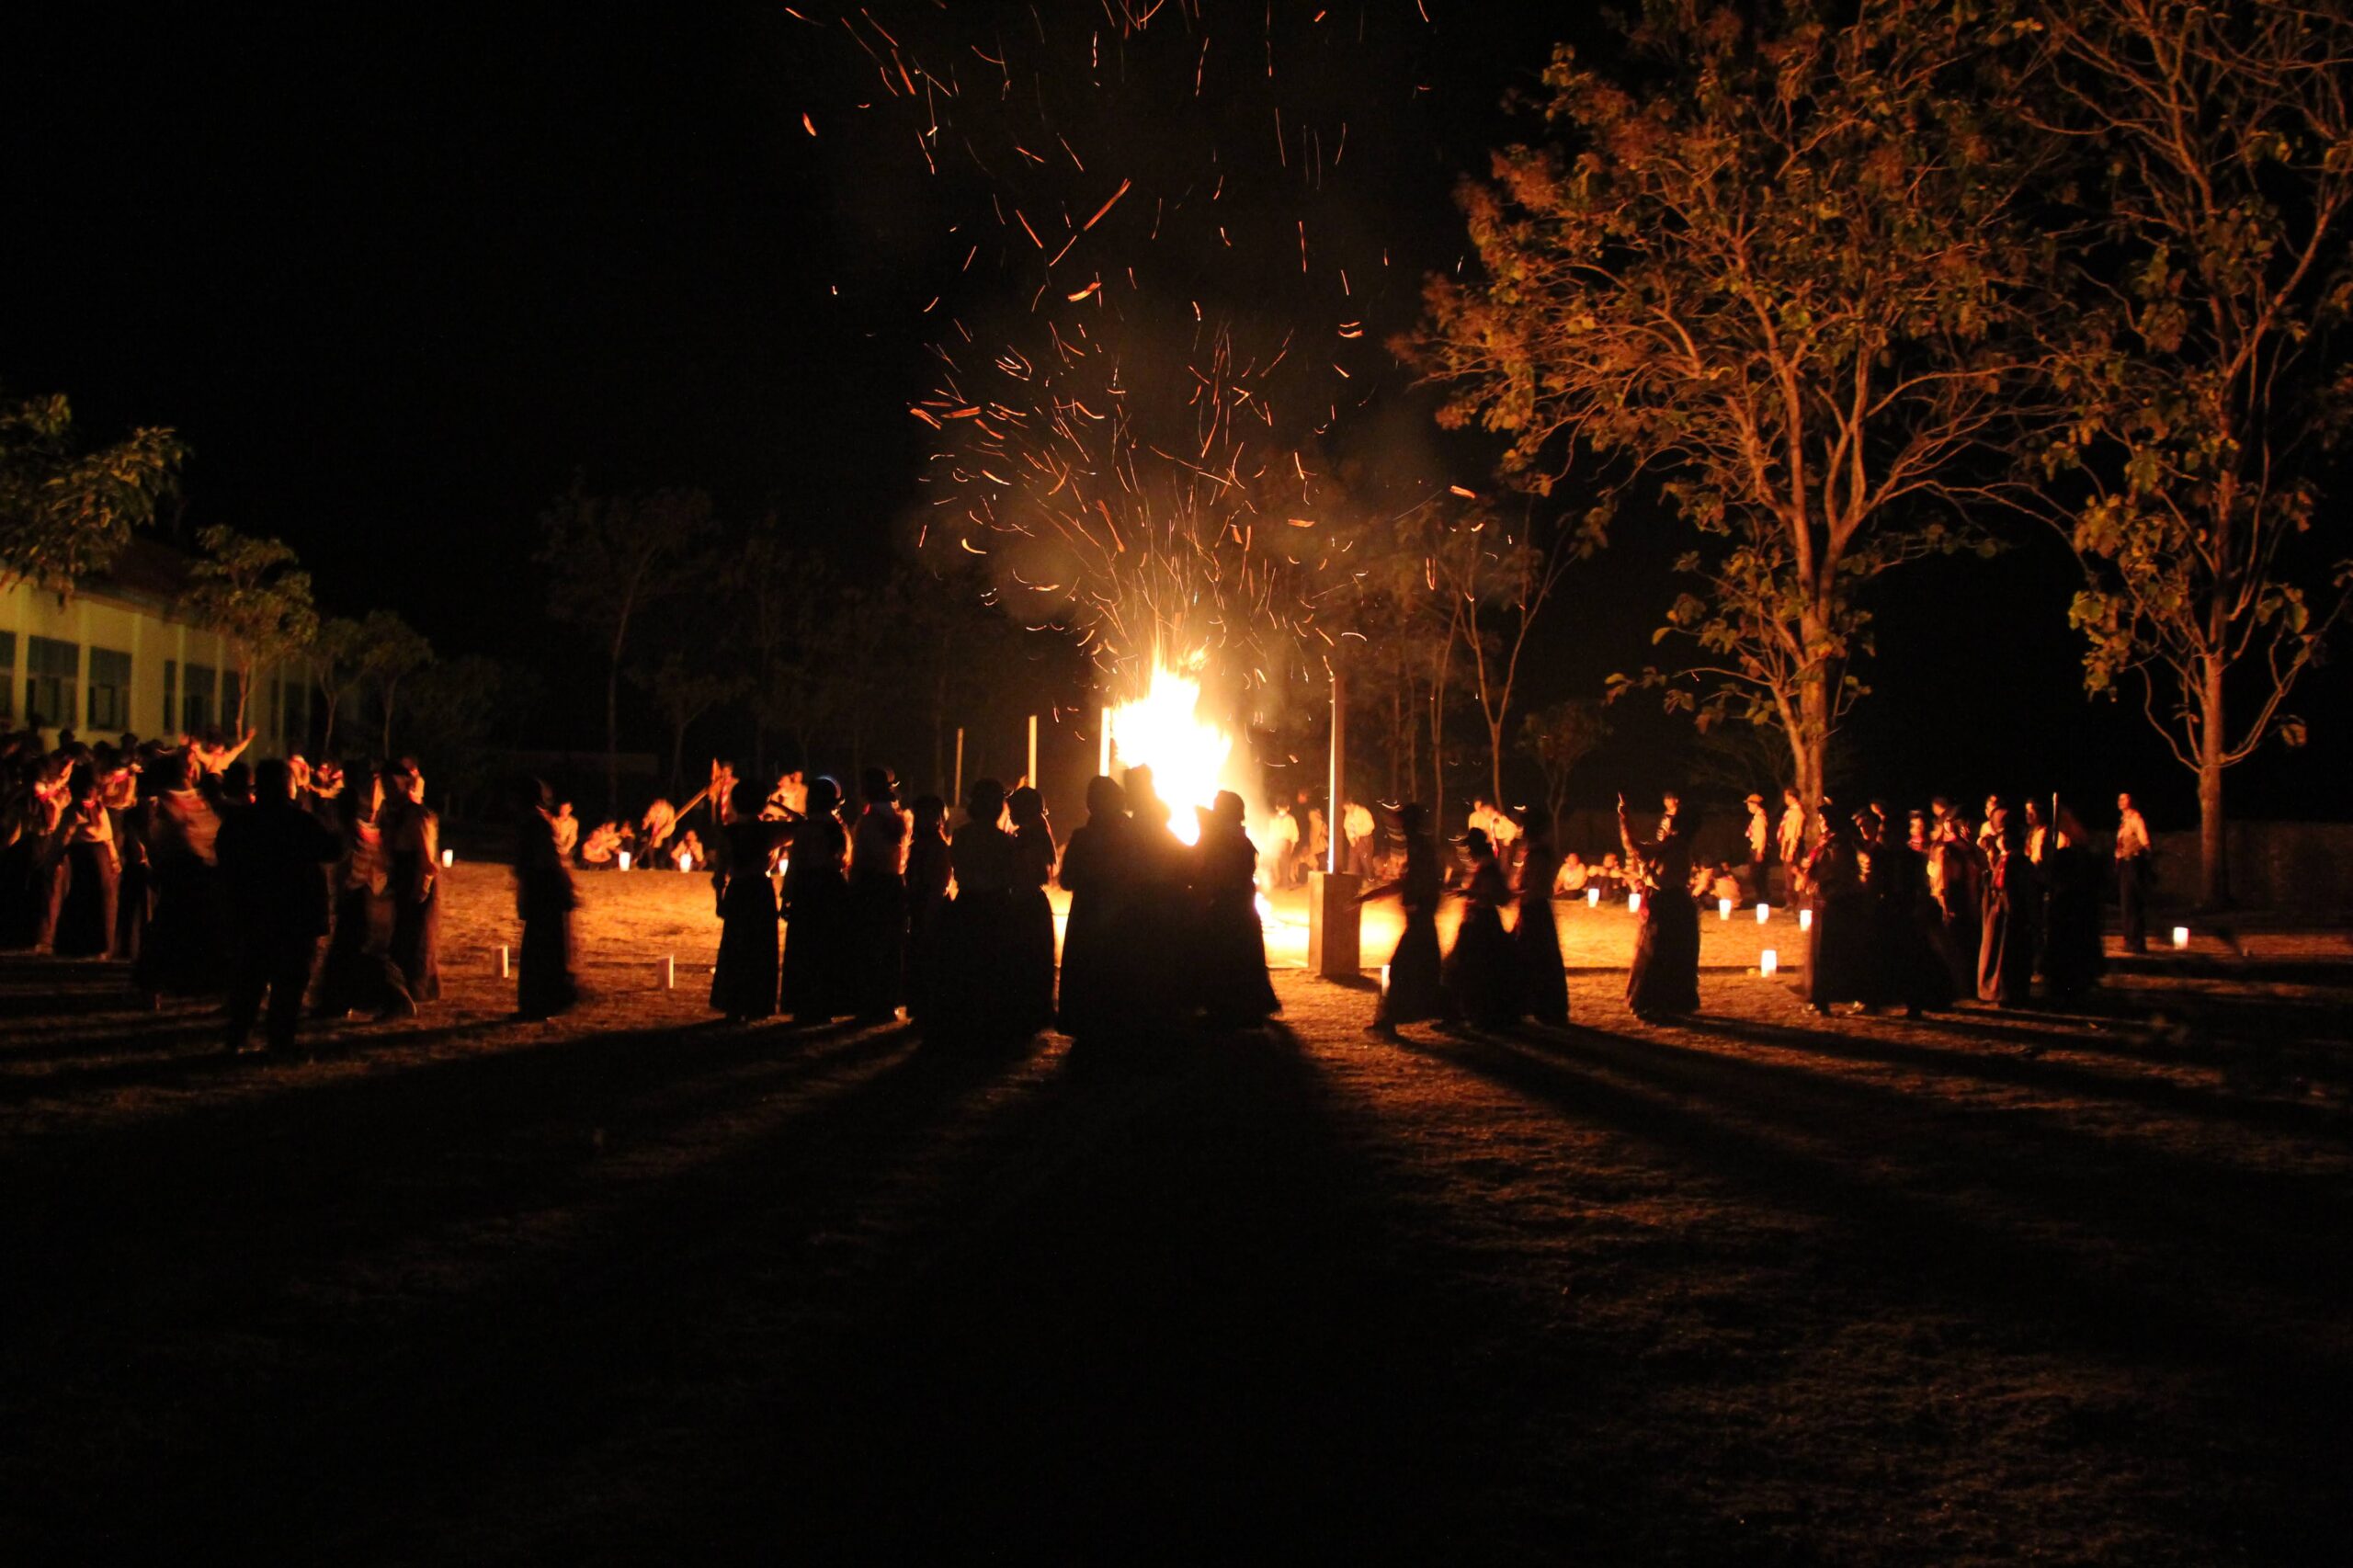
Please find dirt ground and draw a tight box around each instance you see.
[6,866,2351,1563]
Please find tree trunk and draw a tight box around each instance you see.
[381,677,399,756]
[1794,662,1833,858]
[2198,654,2231,908]
[321,691,338,756]
[606,659,621,817]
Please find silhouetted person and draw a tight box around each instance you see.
[513,777,579,1020]
[315,762,414,1018]
[1007,784,1058,1033]
[216,757,341,1054]
[1514,815,1568,1026]
[779,775,851,1026]
[1444,827,1520,1028]
[903,794,952,1026]
[53,765,120,957]
[1978,807,2036,1007]
[847,767,911,1022]
[134,753,224,1006]
[1056,776,1136,1043]
[2040,806,2107,1005]
[1802,812,1873,1012]
[1621,793,1700,1020]
[936,778,1023,1046]
[1368,802,1445,1033]
[1190,790,1279,1028]
[384,760,441,1004]
[711,778,785,1022]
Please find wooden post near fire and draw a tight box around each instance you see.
[1099,704,1113,778]
[952,726,964,811]
[1028,712,1038,788]
[1308,663,1360,982]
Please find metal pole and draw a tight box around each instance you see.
[1028,712,1039,786]
[1099,704,1113,778]
[1328,664,1346,872]
[953,726,964,808]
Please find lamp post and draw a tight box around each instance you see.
[1307,663,1359,981]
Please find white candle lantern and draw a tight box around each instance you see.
[1586,887,1600,907]
[1756,903,1771,924]
[676,846,693,872]
[1760,948,1779,977]
[2172,926,2190,949]
[617,850,632,871]
[1719,896,1734,920]
[1628,892,1643,915]
[1799,907,1813,932]
[440,847,455,869]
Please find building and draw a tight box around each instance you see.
[1,537,309,756]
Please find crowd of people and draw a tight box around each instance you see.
[1,723,462,1054]
[7,713,2161,1051]
[697,763,1280,1047]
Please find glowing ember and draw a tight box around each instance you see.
[1105,660,1236,846]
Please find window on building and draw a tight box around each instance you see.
[26,637,78,731]
[164,660,177,735]
[86,647,132,732]
[0,632,15,723]
[183,663,216,733]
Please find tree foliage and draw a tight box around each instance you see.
[183,524,318,734]
[1519,698,1612,844]
[0,392,186,592]
[537,484,719,812]
[2036,0,2353,903]
[1404,0,2048,844]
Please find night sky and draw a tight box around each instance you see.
[6,3,2344,826]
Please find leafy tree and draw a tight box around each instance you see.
[1519,699,1611,846]
[2037,0,2353,905]
[632,650,742,794]
[0,392,185,592]
[1404,0,2048,851]
[537,484,719,812]
[310,616,369,756]
[183,525,319,734]
[354,608,434,756]
[404,654,507,817]
[1437,498,1597,806]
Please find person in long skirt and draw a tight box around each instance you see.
[1801,813,1875,1012]
[1055,775,1136,1043]
[847,768,911,1023]
[2039,807,2107,1004]
[903,795,952,1027]
[1006,785,1059,1033]
[1444,828,1520,1028]
[1870,812,1953,1016]
[314,763,414,1017]
[514,778,580,1020]
[1930,815,1985,999]
[1120,766,1195,1033]
[1190,790,1279,1028]
[1978,807,2037,1006]
[1368,803,1445,1032]
[1513,814,1569,1026]
[934,778,1023,1046]
[133,753,225,1005]
[710,778,787,1021]
[52,767,121,958]
[1621,793,1701,1020]
[779,776,852,1026]
[384,761,442,1005]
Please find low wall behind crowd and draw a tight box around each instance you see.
[2148,822,2353,911]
